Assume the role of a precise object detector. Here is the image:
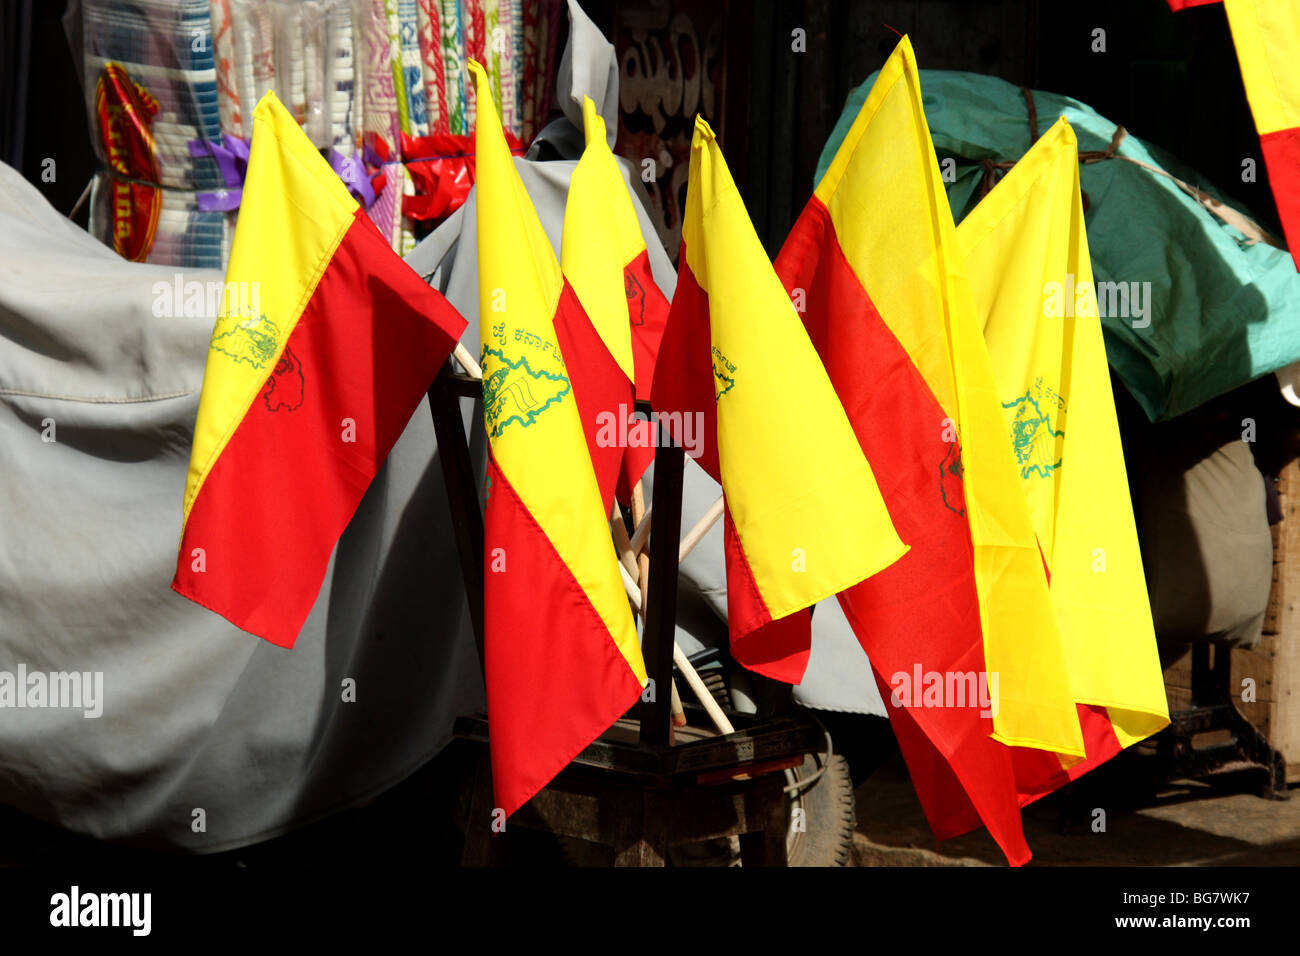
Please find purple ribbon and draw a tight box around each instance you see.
[189,135,250,211]
[188,135,377,212]
[329,148,376,209]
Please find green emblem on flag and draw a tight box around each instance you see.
[211,313,281,369]
[711,346,736,400]
[482,347,570,437]
[1002,378,1066,479]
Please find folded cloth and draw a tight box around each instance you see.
[327,0,361,153]
[210,0,246,138]
[80,1,233,268]
[398,0,429,136]
[416,0,447,135]
[363,0,401,153]
[270,0,310,132]
[461,0,485,131]
[438,0,465,134]
[226,0,263,140]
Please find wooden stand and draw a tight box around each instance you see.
[1158,642,1287,797]
[429,361,817,865]
[1160,459,1300,795]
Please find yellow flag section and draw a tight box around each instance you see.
[560,93,670,411]
[652,116,906,682]
[470,61,645,817]
[816,37,1084,758]
[561,96,637,382]
[956,118,1168,792]
[1224,0,1300,268]
[559,95,654,508]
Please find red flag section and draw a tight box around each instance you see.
[775,196,1032,865]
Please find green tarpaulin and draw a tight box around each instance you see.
[816,70,1300,422]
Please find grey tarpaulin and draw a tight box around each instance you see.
[0,158,482,851]
[406,0,887,718]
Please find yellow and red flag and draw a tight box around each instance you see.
[560,95,669,506]
[172,91,466,647]
[651,115,908,684]
[956,117,1170,800]
[774,37,1083,866]
[471,61,646,816]
[1224,0,1300,268]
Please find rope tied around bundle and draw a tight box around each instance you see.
[971,89,1280,244]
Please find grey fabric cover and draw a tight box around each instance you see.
[0,159,482,851]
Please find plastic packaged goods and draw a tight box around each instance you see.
[326,0,361,155]
[81,0,232,267]
[415,0,446,136]
[397,0,429,137]
[75,0,555,269]
[82,0,223,189]
[360,0,401,154]
[438,0,465,135]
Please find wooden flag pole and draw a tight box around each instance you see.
[621,491,731,734]
[623,493,724,566]
[631,482,652,605]
[629,506,652,555]
[679,495,724,563]
[617,493,686,728]
[619,562,732,736]
[452,341,482,380]
[675,643,734,735]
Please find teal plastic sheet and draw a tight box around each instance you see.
[815,70,1300,422]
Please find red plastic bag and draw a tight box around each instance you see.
[400,131,526,223]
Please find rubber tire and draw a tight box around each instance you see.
[786,752,856,867]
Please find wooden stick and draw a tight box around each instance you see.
[453,341,483,380]
[670,494,732,733]
[669,679,685,730]
[620,491,722,564]
[619,541,730,736]
[619,561,643,613]
[628,506,652,556]
[674,642,734,735]
[679,494,724,563]
[631,484,652,622]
